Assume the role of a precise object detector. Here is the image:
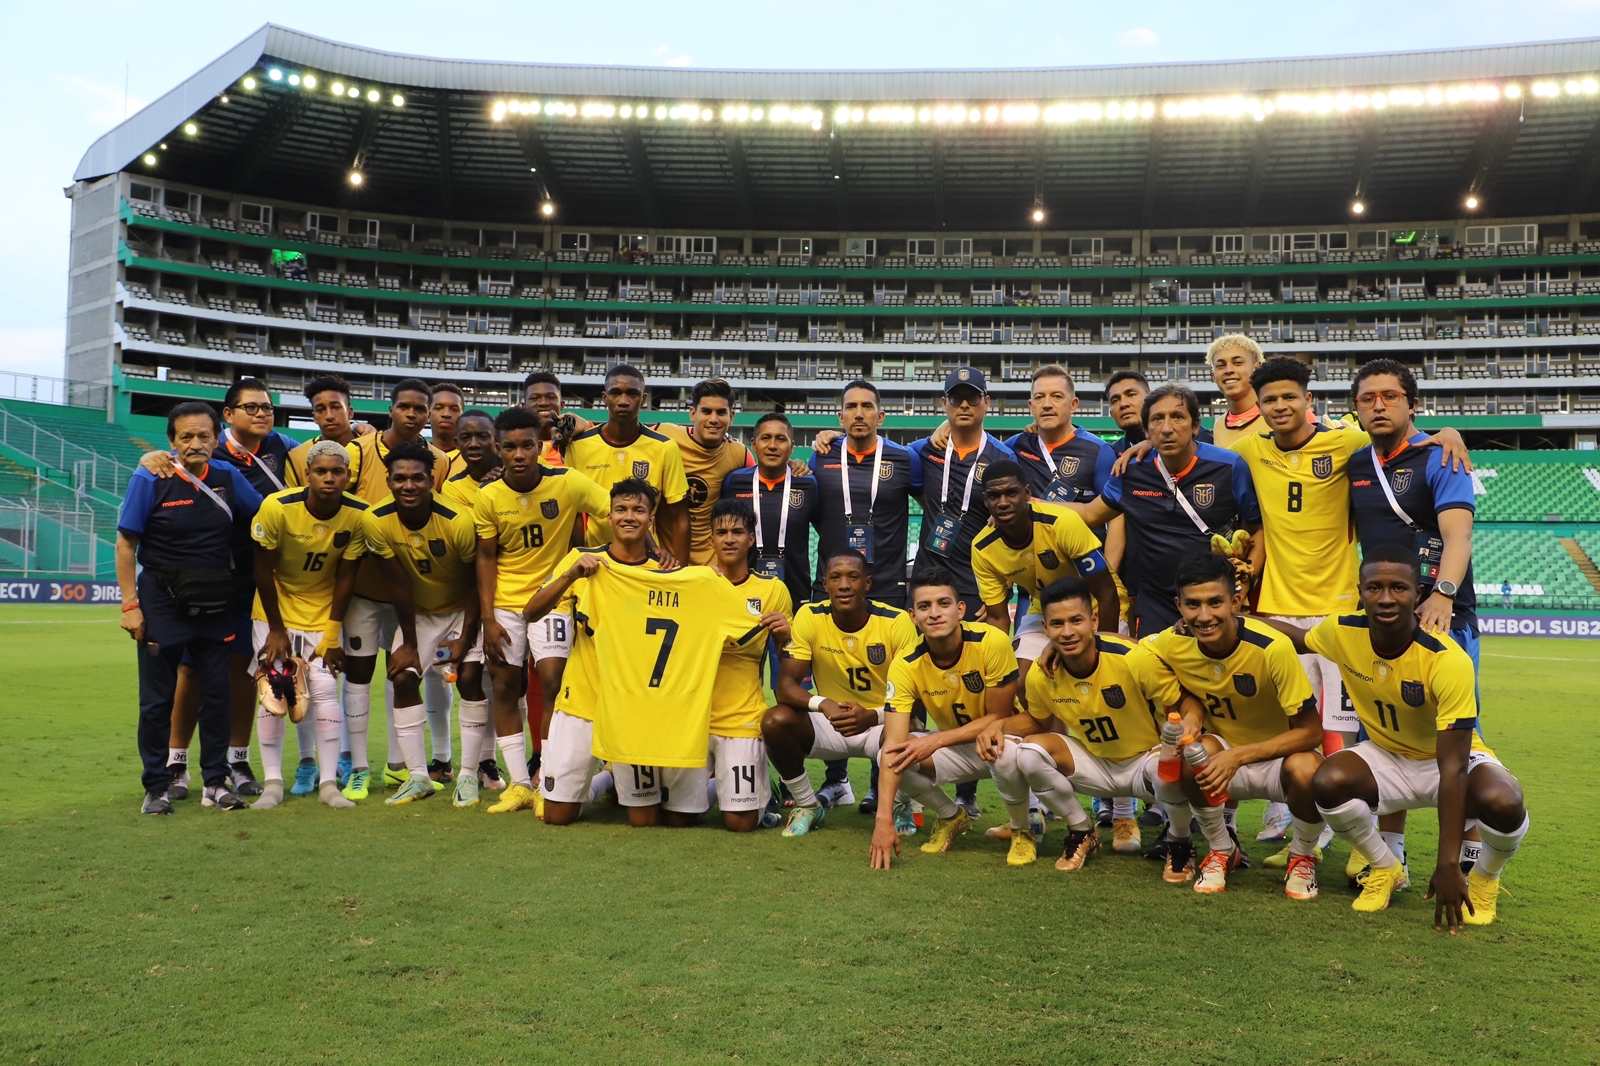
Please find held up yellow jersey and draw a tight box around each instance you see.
[1230,425,1369,617]
[1306,615,1488,761]
[709,573,792,738]
[473,466,611,612]
[566,424,690,546]
[587,563,769,767]
[886,623,1019,733]
[656,422,754,565]
[250,488,369,629]
[285,436,361,487]
[547,547,666,723]
[360,496,477,614]
[1143,617,1316,746]
[971,501,1108,615]
[784,601,919,707]
[1023,636,1183,760]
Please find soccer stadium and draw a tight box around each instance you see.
[4,24,1599,1064]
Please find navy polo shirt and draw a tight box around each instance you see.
[1005,427,1115,502]
[721,468,820,610]
[117,463,262,571]
[214,429,296,496]
[910,432,1015,606]
[808,436,923,606]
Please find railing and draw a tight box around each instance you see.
[0,406,132,498]
[0,496,98,576]
[0,372,109,410]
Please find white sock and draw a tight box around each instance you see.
[385,678,401,767]
[1222,805,1238,831]
[256,707,285,782]
[393,703,429,775]
[706,776,719,810]
[897,766,959,819]
[1151,773,1193,840]
[168,747,188,767]
[1380,831,1408,866]
[988,743,1033,830]
[342,682,371,770]
[589,769,613,803]
[1015,744,1091,830]
[424,670,452,764]
[1112,796,1136,820]
[228,745,250,765]
[782,771,818,809]
[1289,816,1323,857]
[314,697,343,787]
[1318,798,1397,868]
[1194,803,1235,853]
[497,733,531,788]
[1474,814,1529,880]
[457,699,489,770]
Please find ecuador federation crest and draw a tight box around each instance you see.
[878,460,895,481]
[540,499,560,519]
[1401,679,1426,707]
[789,489,806,509]
[961,670,985,693]
[428,538,447,557]
[1037,549,1061,571]
[1392,468,1413,494]
[1101,684,1127,709]
[1233,672,1257,697]
[747,597,763,616]
[1057,455,1080,478]
[632,460,651,480]
[1192,483,1216,508]
[1312,454,1334,479]
[332,530,352,549]
[867,642,887,665]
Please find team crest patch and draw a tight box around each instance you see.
[686,475,709,507]
[544,775,555,791]
[1392,469,1413,494]
[789,489,806,509]
[746,597,763,615]
[961,670,985,693]
[1312,455,1334,479]
[349,636,362,650]
[1101,684,1127,708]
[974,463,988,481]
[1401,680,1426,707]
[1192,484,1216,508]
[632,460,651,480]
[1037,549,1061,570]
[879,461,895,480]
[867,642,887,665]
[1233,673,1257,697]
[429,538,447,557]
[1058,456,1080,478]
[332,531,352,548]
[540,499,560,519]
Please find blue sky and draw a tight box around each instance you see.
[4,0,1600,379]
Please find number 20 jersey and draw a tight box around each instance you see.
[1023,636,1182,760]
[472,465,610,612]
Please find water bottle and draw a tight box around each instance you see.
[433,645,457,685]
[1157,713,1184,782]
[1182,736,1229,805]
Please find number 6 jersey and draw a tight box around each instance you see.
[249,488,370,630]
[886,623,1019,732]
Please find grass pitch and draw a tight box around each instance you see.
[2,604,1598,1065]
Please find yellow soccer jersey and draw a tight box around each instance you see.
[250,488,369,630]
[971,501,1108,616]
[440,469,486,512]
[1231,424,1370,617]
[1144,616,1316,746]
[587,563,768,768]
[350,432,450,504]
[657,422,754,565]
[565,424,690,547]
[1024,636,1183,760]
[709,573,792,738]
[361,496,477,614]
[285,435,362,487]
[785,601,919,707]
[442,448,468,479]
[474,466,611,612]
[887,623,1020,733]
[549,546,666,723]
[1306,615,1488,762]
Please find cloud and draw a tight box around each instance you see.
[665,54,693,67]
[1118,27,1158,48]
[0,326,65,378]
[654,44,671,55]
[56,74,147,128]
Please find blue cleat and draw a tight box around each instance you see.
[335,755,353,789]
[290,761,318,796]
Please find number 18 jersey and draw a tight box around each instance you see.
[473,466,610,612]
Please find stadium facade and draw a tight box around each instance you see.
[58,26,1600,446]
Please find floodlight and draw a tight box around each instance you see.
[622,105,634,118]
[242,77,257,90]
[268,69,283,82]
[159,142,167,150]
[303,75,317,89]
[219,95,228,103]
[1465,195,1480,210]
[367,89,379,102]
[392,94,405,107]
[1031,207,1045,223]
[143,153,157,166]
[541,201,556,216]
[288,74,301,86]
[1351,201,1365,214]
[349,171,364,186]
[1504,83,1522,99]
[332,82,345,95]
[184,122,197,135]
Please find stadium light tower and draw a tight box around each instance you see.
[1351,200,1365,215]
[1030,197,1045,224]
[540,200,556,217]
[1465,194,1481,210]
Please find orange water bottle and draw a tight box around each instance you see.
[1157,713,1184,782]
[1182,736,1229,805]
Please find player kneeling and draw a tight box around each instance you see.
[1262,545,1529,929]
[986,577,1199,871]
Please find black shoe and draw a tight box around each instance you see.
[204,785,247,810]
[1226,827,1252,869]
[1165,837,1196,881]
[142,790,173,815]
[477,759,506,788]
[428,758,453,784]
[166,765,190,802]
[1137,804,1167,828]
[1095,800,1113,828]
[229,761,264,797]
[1142,826,1170,862]
[858,788,878,815]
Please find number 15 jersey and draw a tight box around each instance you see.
[784,600,919,708]
[473,465,610,612]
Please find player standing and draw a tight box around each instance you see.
[656,379,754,565]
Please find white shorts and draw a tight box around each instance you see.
[343,595,397,657]
[1268,614,1354,732]
[541,710,601,804]
[527,611,574,661]
[247,620,334,676]
[1212,736,1288,804]
[709,735,769,812]
[612,762,710,813]
[392,609,464,668]
[485,608,529,665]
[1057,737,1157,803]
[1014,611,1048,661]
[805,713,885,762]
[918,736,990,787]
[1349,739,1506,816]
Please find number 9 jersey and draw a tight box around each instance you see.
[886,623,1019,732]
[249,488,370,629]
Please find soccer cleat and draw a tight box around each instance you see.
[1257,801,1292,842]
[1006,828,1039,866]
[893,798,918,837]
[229,762,264,797]
[1138,804,1167,829]
[1354,859,1411,894]
[1284,854,1320,900]
[782,804,825,837]
[1226,828,1252,869]
[202,785,247,811]
[1093,797,1112,828]
[166,765,190,802]
[486,782,540,814]
[477,759,507,791]
[141,790,173,815]
[1163,838,1196,883]
[383,765,409,788]
[1193,846,1242,893]
[386,774,438,806]
[1345,847,1368,879]
[1056,827,1100,871]
[817,780,856,809]
[336,755,353,789]
[858,788,878,815]
[1461,871,1501,926]
[428,759,453,784]
[919,809,971,854]
[985,824,1014,840]
[291,762,319,796]
[1143,827,1170,863]
[1112,817,1142,854]
[955,794,980,820]
[1263,842,1323,869]
[256,657,309,722]
[453,771,481,808]
[341,768,371,802]
[1351,861,1406,913]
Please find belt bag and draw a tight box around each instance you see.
[152,566,235,618]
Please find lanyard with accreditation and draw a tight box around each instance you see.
[1369,446,1446,586]
[753,467,792,580]
[840,440,883,563]
[925,440,980,558]
[224,429,284,491]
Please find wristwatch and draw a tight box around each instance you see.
[1434,579,1459,599]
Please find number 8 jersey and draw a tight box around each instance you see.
[250,488,370,630]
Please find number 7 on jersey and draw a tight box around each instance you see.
[644,617,680,688]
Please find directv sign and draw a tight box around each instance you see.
[0,581,122,604]
[1478,612,1600,639]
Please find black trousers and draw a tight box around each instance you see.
[135,573,233,794]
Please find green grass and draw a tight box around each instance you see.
[3,605,1598,1065]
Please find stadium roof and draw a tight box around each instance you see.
[75,25,1600,231]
